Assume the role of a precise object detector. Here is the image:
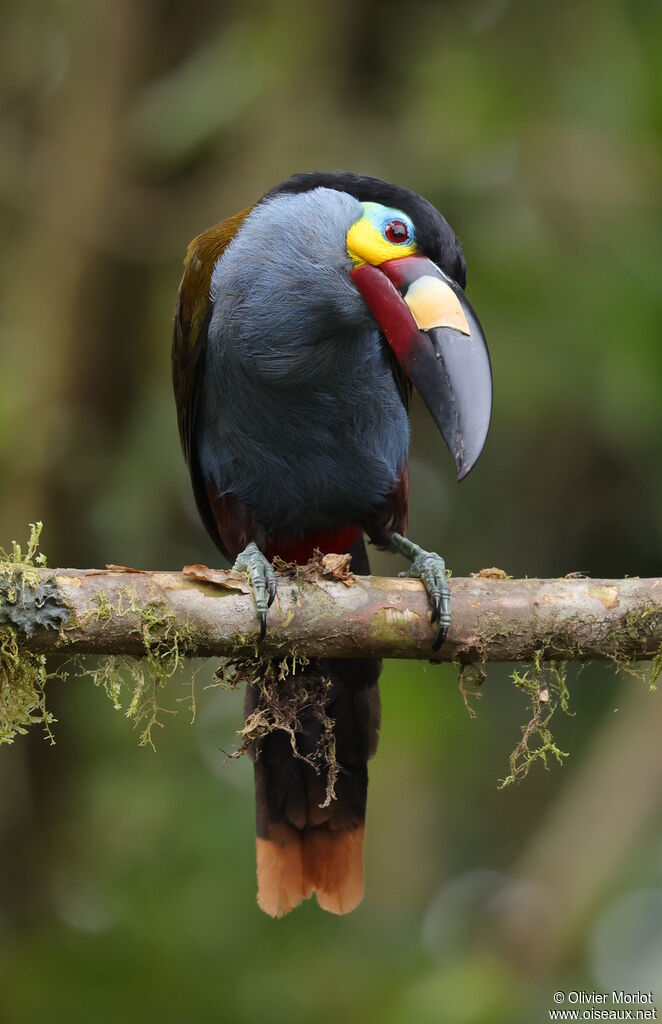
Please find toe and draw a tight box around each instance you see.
[393,545,451,649]
[421,556,450,649]
[433,624,448,651]
[266,567,277,608]
[232,544,278,641]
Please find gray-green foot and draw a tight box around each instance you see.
[389,532,450,650]
[232,542,277,641]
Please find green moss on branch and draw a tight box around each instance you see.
[0,523,63,744]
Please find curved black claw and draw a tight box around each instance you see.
[433,623,448,653]
[232,542,278,641]
[394,538,451,650]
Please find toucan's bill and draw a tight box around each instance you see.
[351,255,492,480]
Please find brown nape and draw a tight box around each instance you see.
[256,823,365,918]
[172,205,254,555]
[173,206,253,468]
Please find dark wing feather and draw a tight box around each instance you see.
[387,344,411,414]
[172,207,252,557]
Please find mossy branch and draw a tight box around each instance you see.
[2,528,660,784]
[4,564,662,663]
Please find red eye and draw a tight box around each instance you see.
[385,219,410,244]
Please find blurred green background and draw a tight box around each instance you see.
[1,0,662,1021]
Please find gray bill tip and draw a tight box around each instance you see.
[455,443,487,481]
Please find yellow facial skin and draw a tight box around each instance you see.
[346,205,418,267]
[347,202,471,336]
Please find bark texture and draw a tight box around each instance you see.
[10,566,662,663]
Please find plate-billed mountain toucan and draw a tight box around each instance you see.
[172,171,492,917]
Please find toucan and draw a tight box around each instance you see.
[172,171,492,917]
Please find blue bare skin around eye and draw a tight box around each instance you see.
[196,188,410,539]
[361,202,416,243]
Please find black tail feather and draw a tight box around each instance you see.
[248,535,381,916]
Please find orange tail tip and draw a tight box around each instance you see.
[304,826,365,915]
[256,826,312,919]
[256,824,365,918]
